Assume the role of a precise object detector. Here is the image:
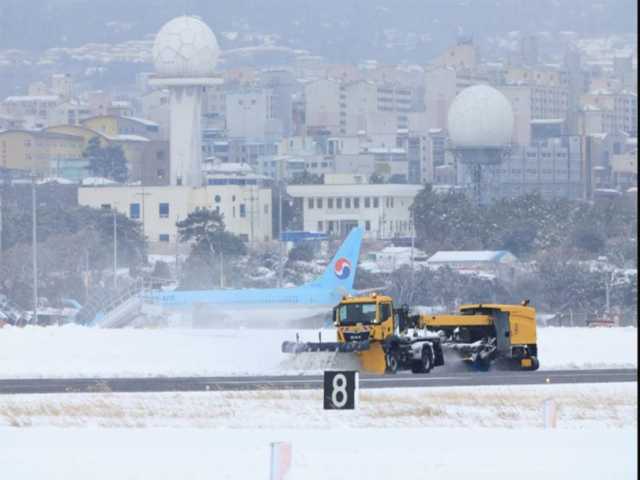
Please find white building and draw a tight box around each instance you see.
[304,78,341,135]
[426,250,519,282]
[225,90,281,139]
[287,175,422,239]
[0,95,60,129]
[78,183,273,247]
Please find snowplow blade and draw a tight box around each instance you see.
[357,342,387,375]
[281,340,370,354]
[281,340,387,375]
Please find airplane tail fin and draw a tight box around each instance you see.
[309,226,363,292]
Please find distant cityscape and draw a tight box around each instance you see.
[0,13,637,252]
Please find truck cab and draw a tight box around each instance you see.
[333,294,444,374]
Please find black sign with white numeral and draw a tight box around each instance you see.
[323,370,358,410]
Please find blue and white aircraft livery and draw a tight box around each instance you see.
[144,227,364,324]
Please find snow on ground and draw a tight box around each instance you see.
[1,427,634,480]
[0,382,635,429]
[0,325,636,378]
[0,383,636,479]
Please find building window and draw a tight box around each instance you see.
[100,204,111,210]
[336,198,342,209]
[159,234,170,242]
[328,198,334,209]
[129,203,140,219]
[364,197,371,208]
[365,220,371,231]
[345,198,351,208]
[354,198,360,208]
[373,197,379,208]
[328,221,335,232]
[318,221,324,231]
[240,204,246,217]
[159,203,169,218]
[316,198,323,209]
[308,198,314,209]
[214,195,221,203]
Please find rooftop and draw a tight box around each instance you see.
[427,250,516,263]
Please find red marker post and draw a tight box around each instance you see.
[270,441,292,480]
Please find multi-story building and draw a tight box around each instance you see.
[78,182,273,246]
[260,69,299,138]
[0,95,60,129]
[287,175,422,239]
[481,136,584,201]
[81,115,162,141]
[256,155,306,181]
[0,114,23,131]
[304,78,342,135]
[45,122,169,185]
[610,147,637,192]
[305,78,417,138]
[50,100,92,126]
[225,90,282,140]
[50,73,73,100]
[141,89,170,139]
[580,89,638,136]
[0,130,85,177]
[227,138,279,168]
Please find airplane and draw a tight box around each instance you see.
[143,226,364,326]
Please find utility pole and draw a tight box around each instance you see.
[604,271,611,315]
[219,250,224,288]
[278,182,284,287]
[31,175,38,325]
[175,215,180,281]
[113,208,117,290]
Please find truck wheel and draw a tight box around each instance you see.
[473,354,491,371]
[529,356,540,371]
[420,344,433,373]
[385,351,399,374]
[411,345,433,374]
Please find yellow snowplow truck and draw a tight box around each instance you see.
[281,294,539,374]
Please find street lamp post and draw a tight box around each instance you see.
[31,175,38,325]
[113,208,117,290]
[278,182,284,287]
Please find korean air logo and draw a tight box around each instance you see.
[334,258,352,280]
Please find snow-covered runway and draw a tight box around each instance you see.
[0,325,636,378]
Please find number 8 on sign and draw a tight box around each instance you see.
[331,373,348,408]
[324,371,358,410]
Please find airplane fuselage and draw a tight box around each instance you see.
[145,285,343,309]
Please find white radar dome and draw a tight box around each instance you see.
[152,16,219,78]
[447,85,514,148]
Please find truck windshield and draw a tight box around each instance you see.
[338,303,377,325]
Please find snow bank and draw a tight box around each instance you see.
[0,427,635,479]
[0,325,636,378]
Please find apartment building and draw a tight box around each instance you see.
[0,130,84,177]
[481,136,584,201]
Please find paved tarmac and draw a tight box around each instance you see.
[0,368,635,395]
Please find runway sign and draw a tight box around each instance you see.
[323,370,358,410]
